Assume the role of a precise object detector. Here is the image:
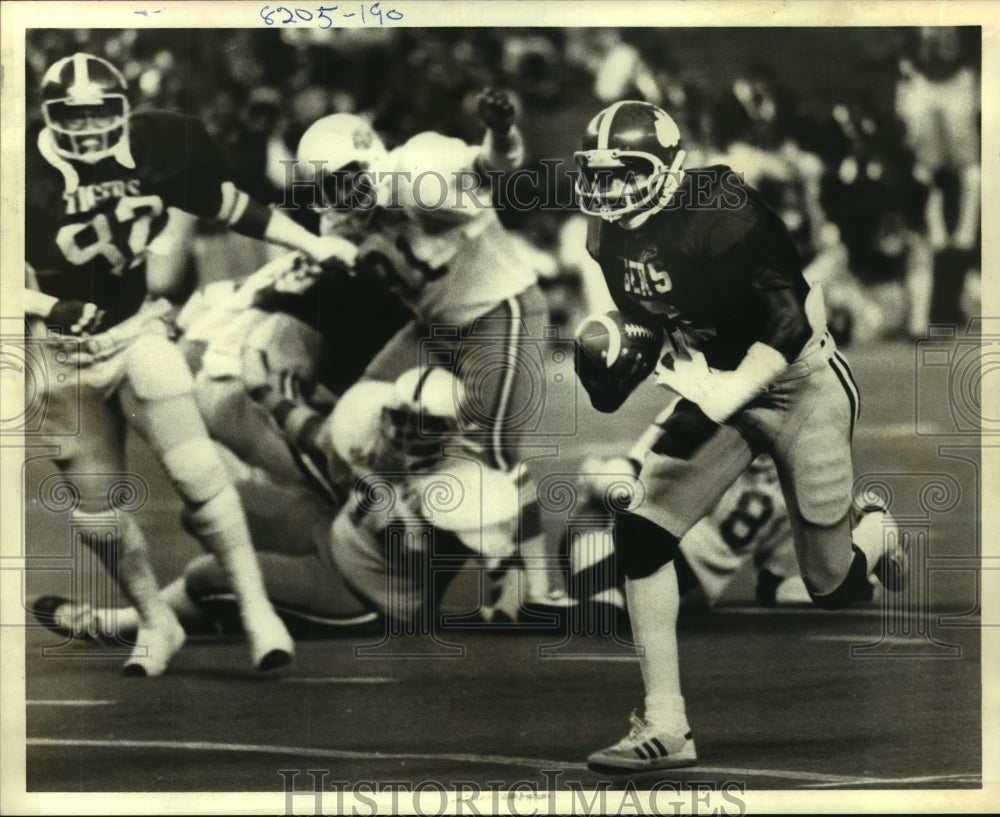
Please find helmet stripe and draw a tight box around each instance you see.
[73,52,89,88]
[597,100,629,151]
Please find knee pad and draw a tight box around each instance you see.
[807,545,869,610]
[613,511,680,581]
[125,334,195,401]
[160,438,230,506]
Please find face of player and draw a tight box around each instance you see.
[58,104,119,154]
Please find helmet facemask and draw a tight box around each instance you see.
[317,160,377,237]
[574,147,686,226]
[297,113,389,237]
[43,95,129,164]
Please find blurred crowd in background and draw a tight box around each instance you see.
[26,25,982,344]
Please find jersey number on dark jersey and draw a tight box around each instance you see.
[55,195,165,276]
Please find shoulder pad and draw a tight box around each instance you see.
[129,109,218,172]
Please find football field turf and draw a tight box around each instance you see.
[18,339,987,794]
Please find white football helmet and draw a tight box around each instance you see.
[297,113,388,230]
[328,379,396,473]
[392,367,466,421]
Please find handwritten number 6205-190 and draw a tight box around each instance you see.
[260,4,404,27]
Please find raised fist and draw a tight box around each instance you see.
[48,300,104,336]
[477,88,516,134]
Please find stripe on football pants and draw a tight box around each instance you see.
[828,353,861,437]
[488,296,521,472]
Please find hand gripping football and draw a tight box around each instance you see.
[574,311,662,412]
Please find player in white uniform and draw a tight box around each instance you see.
[25,53,358,676]
[294,91,572,617]
[35,369,522,642]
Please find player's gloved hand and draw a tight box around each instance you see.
[575,340,656,414]
[47,300,105,336]
[477,88,517,134]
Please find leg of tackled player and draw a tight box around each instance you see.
[119,335,293,671]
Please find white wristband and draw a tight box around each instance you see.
[697,342,788,423]
[24,289,58,318]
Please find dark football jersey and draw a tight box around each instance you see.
[26,109,231,329]
[249,257,412,395]
[587,166,818,371]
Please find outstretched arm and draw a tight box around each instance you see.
[476,88,525,174]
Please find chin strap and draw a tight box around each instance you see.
[619,151,687,231]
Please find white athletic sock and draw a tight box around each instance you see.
[186,486,279,630]
[114,515,179,630]
[93,577,204,636]
[520,534,569,602]
[625,561,689,734]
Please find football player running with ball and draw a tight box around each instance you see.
[25,53,357,675]
[293,90,573,618]
[571,100,906,772]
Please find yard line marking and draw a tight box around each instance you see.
[25,738,894,786]
[806,634,960,645]
[712,606,978,621]
[279,677,397,684]
[540,655,640,662]
[26,737,588,772]
[804,771,981,788]
[27,700,116,706]
[856,422,937,439]
[694,766,871,785]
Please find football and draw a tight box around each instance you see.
[574,310,662,369]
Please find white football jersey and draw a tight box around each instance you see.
[352,132,538,326]
[679,457,796,604]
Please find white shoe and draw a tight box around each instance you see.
[525,588,578,608]
[246,612,295,672]
[588,711,697,772]
[123,617,186,677]
[33,596,108,643]
[858,505,908,592]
